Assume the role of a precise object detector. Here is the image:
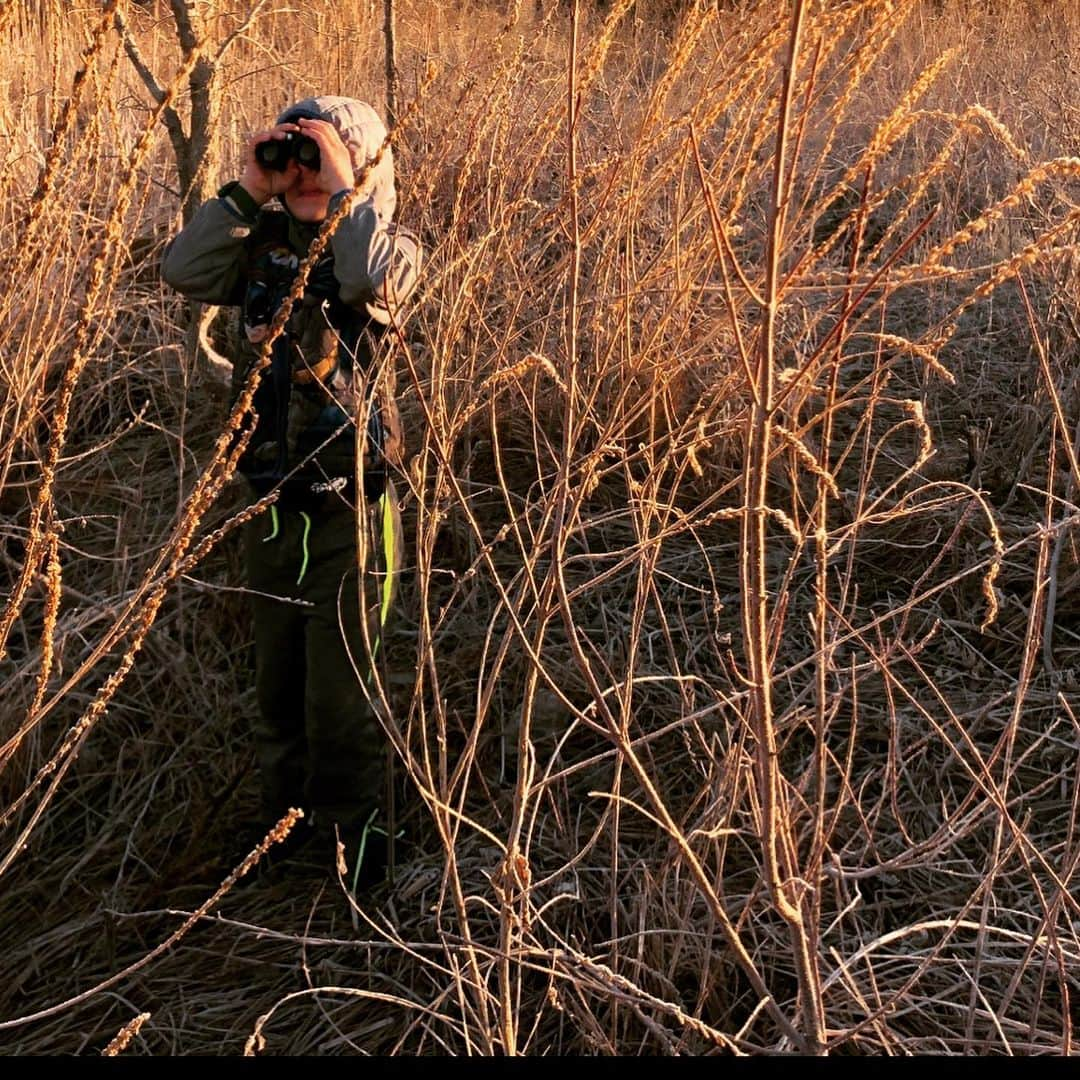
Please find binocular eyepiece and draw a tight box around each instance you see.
[255,132,321,173]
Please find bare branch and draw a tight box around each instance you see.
[114,8,165,104]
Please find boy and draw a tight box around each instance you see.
[163,97,421,886]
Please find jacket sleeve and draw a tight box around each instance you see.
[160,183,257,305]
[327,192,422,325]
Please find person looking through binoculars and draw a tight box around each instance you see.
[244,112,350,223]
[162,98,422,890]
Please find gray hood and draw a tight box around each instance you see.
[277,96,396,223]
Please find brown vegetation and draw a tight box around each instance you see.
[1,0,1080,1056]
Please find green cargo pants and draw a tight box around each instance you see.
[243,482,403,834]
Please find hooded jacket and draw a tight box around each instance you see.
[162,97,421,510]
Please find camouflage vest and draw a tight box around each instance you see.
[231,211,403,510]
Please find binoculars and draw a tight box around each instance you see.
[255,132,320,173]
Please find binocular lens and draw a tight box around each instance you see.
[295,139,319,168]
[256,141,285,167]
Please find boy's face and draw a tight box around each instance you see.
[282,163,330,223]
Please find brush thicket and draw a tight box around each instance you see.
[1,0,1079,1057]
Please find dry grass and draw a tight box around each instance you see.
[1,0,1080,1056]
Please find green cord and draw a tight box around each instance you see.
[367,491,397,667]
[380,491,396,628]
[262,505,280,542]
[350,806,380,895]
[348,807,405,894]
[296,511,312,586]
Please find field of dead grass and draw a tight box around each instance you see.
[2,0,1080,1056]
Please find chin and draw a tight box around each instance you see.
[284,195,329,223]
